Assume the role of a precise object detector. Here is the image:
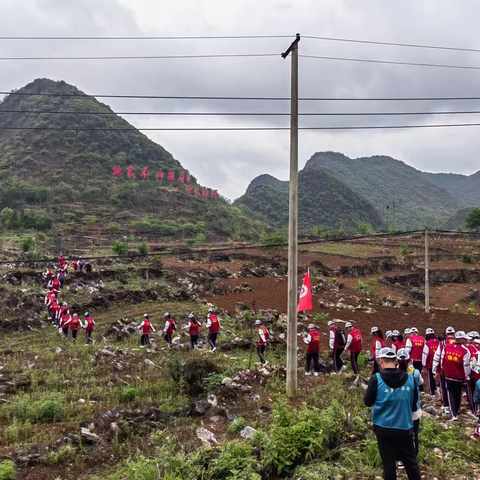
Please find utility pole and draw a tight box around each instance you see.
[425,229,430,313]
[282,33,300,398]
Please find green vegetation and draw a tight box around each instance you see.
[465,207,480,230]
[0,460,17,480]
[108,222,122,233]
[467,303,476,315]
[401,244,410,256]
[19,236,35,252]
[227,417,247,435]
[111,240,129,256]
[357,222,372,234]
[461,253,475,264]
[137,240,149,255]
[359,279,378,296]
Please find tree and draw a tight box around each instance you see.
[312,225,324,237]
[465,207,480,230]
[0,207,14,229]
[357,222,372,234]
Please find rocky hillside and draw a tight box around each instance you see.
[0,78,271,242]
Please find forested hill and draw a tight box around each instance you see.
[0,78,271,241]
[236,151,477,233]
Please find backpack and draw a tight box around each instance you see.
[336,328,346,347]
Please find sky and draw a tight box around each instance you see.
[2,0,480,199]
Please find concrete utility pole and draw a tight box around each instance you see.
[425,229,430,313]
[282,33,300,398]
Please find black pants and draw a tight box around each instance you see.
[439,374,448,407]
[165,333,172,346]
[258,344,267,364]
[86,330,93,343]
[306,352,319,372]
[374,427,421,480]
[141,334,151,347]
[412,361,423,391]
[413,419,420,456]
[426,368,437,395]
[333,347,344,372]
[208,332,218,350]
[59,278,65,289]
[373,360,380,375]
[350,351,360,375]
[71,329,78,342]
[446,379,463,417]
[466,379,475,412]
[79,265,84,272]
[47,307,52,319]
[190,335,199,348]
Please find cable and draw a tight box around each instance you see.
[6,109,480,117]
[0,53,278,61]
[303,35,480,55]
[5,91,480,101]
[0,34,292,40]
[4,122,480,131]
[300,54,480,71]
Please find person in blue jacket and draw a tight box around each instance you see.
[364,347,421,480]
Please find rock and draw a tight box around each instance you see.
[190,400,211,416]
[183,359,221,396]
[144,359,161,369]
[205,280,228,296]
[240,426,256,439]
[219,338,250,351]
[81,427,101,443]
[221,377,233,386]
[207,393,218,407]
[434,447,443,459]
[56,347,62,353]
[235,302,249,314]
[78,398,86,404]
[196,427,217,446]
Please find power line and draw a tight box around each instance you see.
[4,122,480,131]
[303,35,480,54]
[0,34,292,40]
[4,91,480,101]
[300,54,480,71]
[6,109,480,117]
[0,53,278,61]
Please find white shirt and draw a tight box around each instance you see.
[344,333,353,351]
[138,320,156,332]
[405,338,413,354]
[206,315,221,329]
[259,327,267,343]
[374,339,382,360]
[422,342,430,367]
[329,329,335,350]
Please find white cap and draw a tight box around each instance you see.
[455,330,467,339]
[188,313,194,319]
[371,326,379,334]
[208,307,214,313]
[255,320,262,325]
[378,347,396,359]
[396,348,410,360]
[446,326,455,334]
[345,322,353,328]
[404,328,412,335]
[392,330,400,336]
[73,313,78,317]
[85,312,89,317]
[327,320,335,326]
[411,327,418,334]
[470,331,480,338]
[426,328,435,335]
[163,312,170,318]
[143,313,149,318]
[63,302,68,306]
[386,330,393,338]
[308,323,316,329]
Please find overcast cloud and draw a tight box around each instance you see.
[2,0,480,199]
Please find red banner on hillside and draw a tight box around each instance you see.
[297,270,312,313]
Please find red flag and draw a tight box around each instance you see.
[297,270,312,312]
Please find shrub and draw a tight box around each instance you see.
[36,393,65,422]
[82,215,97,225]
[20,236,35,252]
[169,356,183,382]
[108,222,122,233]
[210,441,260,479]
[5,392,65,424]
[121,387,138,402]
[454,304,460,313]
[313,313,329,323]
[467,303,476,315]
[203,373,224,391]
[111,240,129,256]
[357,222,372,235]
[137,241,149,255]
[0,460,17,480]
[401,244,410,256]
[3,419,32,445]
[261,234,287,246]
[227,417,247,435]
[461,253,474,264]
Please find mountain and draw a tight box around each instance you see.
[422,171,480,207]
[236,151,475,234]
[235,163,382,233]
[0,78,271,241]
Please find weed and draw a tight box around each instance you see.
[137,240,148,255]
[401,244,410,256]
[111,240,129,256]
[454,304,460,313]
[0,460,17,480]
[313,313,330,323]
[120,387,138,403]
[461,253,475,264]
[211,440,261,479]
[44,445,77,465]
[203,373,224,391]
[467,303,476,315]
[227,417,247,435]
[169,356,183,382]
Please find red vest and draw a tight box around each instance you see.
[467,344,479,357]
[330,326,343,349]
[73,261,78,268]
[189,319,199,336]
[393,340,406,351]
[371,337,385,360]
[85,317,95,331]
[142,320,152,334]
[70,316,80,330]
[52,279,60,290]
[349,328,362,352]
[45,269,53,279]
[258,325,269,345]
[61,314,71,328]
[409,335,426,361]
[208,315,220,333]
[51,302,59,316]
[425,338,439,369]
[443,344,468,380]
[307,329,320,353]
[166,318,176,335]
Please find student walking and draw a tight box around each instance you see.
[206,308,221,352]
[440,331,471,421]
[371,327,385,374]
[188,313,201,348]
[84,312,95,344]
[60,310,71,340]
[422,328,439,396]
[364,347,421,480]
[78,258,85,272]
[344,322,362,377]
[392,330,405,352]
[397,348,423,457]
[433,327,457,414]
[329,320,346,374]
[406,327,426,375]
[303,323,320,376]
[162,313,176,347]
[69,314,80,344]
[255,319,269,366]
[138,314,155,347]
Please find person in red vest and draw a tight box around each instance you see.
[422,328,439,396]
[72,260,78,271]
[42,266,53,285]
[50,297,60,326]
[56,302,68,327]
[188,313,201,349]
[69,313,81,344]
[328,320,346,374]
[344,322,362,377]
[138,314,155,347]
[206,307,221,352]
[255,319,269,366]
[303,323,320,376]
[162,312,177,347]
[44,290,56,319]
[49,276,60,294]
[84,312,95,344]
[58,254,65,266]
[371,327,385,374]
[385,331,393,349]
[433,327,456,414]
[465,333,479,412]
[391,330,405,352]
[440,330,471,420]
[406,327,426,374]
[60,309,72,340]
